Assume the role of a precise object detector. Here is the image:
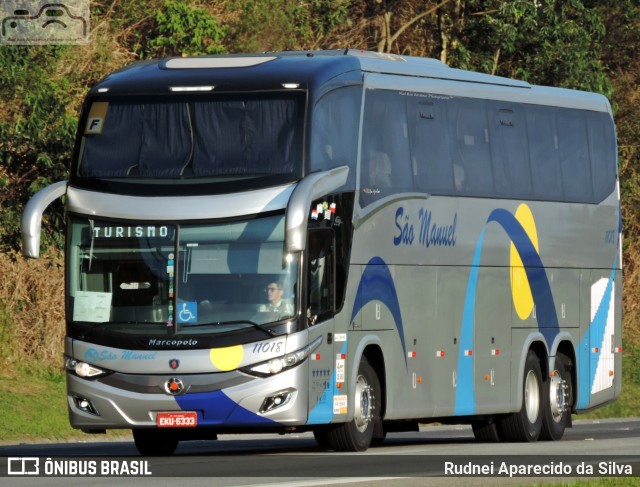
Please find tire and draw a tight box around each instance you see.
[499,350,543,442]
[132,429,179,456]
[327,357,381,451]
[370,430,387,447]
[472,419,502,442]
[313,428,331,449]
[540,352,573,441]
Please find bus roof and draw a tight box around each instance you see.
[90,50,609,113]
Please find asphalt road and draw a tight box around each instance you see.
[1,418,639,486]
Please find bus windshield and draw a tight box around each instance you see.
[67,214,298,335]
[77,92,304,183]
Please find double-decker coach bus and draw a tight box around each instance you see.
[22,50,621,455]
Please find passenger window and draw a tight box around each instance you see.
[449,98,493,195]
[526,106,563,200]
[557,109,592,202]
[360,90,414,207]
[489,103,531,197]
[408,99,454,194]
[586,111,617,202]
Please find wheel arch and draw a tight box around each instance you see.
[513,334,548,411]
[350,336,386,420]
[362,344,386,420]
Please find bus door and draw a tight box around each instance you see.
[305,229,339,423]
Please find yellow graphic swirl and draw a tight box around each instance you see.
[510,204,539,320]
[210,345,244,371]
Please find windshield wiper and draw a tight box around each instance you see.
[182,320,277,337]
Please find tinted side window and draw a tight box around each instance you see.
[586,111,617,202]
[358,89,615,205]
[310,86,361,188]
[449,98,493,195]
[360,90,413,206]
[489,102,532,197]
[526,106,563,200]
[408,97,454,194]
[557,109,592,202]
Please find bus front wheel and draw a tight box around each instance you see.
[327,357,380,452]
[132,429,179,456]
[499,350,543,442]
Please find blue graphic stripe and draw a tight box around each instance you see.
[576,262,616,409]
[454,228,485,415]
[176,390,277,426]
[350,257,407,366]
[307,340,348,424]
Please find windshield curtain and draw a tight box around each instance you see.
[67,215,298,335]
[79,93,303,180]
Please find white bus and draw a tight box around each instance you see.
[22,50,621,454]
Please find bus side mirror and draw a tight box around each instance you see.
[21,180,68,259]
[285,166,348,252]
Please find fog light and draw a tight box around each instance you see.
[259,389,295,413]
[73,396,99,415]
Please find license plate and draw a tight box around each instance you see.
[156,411,197,428]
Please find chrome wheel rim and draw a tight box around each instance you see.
[524,369,540,424]
[354,374,373,433]
[549,371,567,423]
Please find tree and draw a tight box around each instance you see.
[438,0,611,96]
[145,0,227,57]
[0,47,76,252]
[225,0,350,52]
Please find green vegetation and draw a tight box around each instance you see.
[1,0,639,441]
[0,367,74,441]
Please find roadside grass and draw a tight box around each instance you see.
[0,364,130,443]
[0,289,128,443]
[0,365,73,442]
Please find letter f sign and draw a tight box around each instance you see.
[85,117,104,134]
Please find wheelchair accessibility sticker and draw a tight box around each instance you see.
[178,302,198,324]
[1,1,89,45]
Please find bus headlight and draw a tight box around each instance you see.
[242,336,322,377]
[65,358,108,379]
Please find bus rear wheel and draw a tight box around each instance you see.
[540,352,572,441]
[327,357,380,452]
[499,350,543,442]
[132,429,179,456]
